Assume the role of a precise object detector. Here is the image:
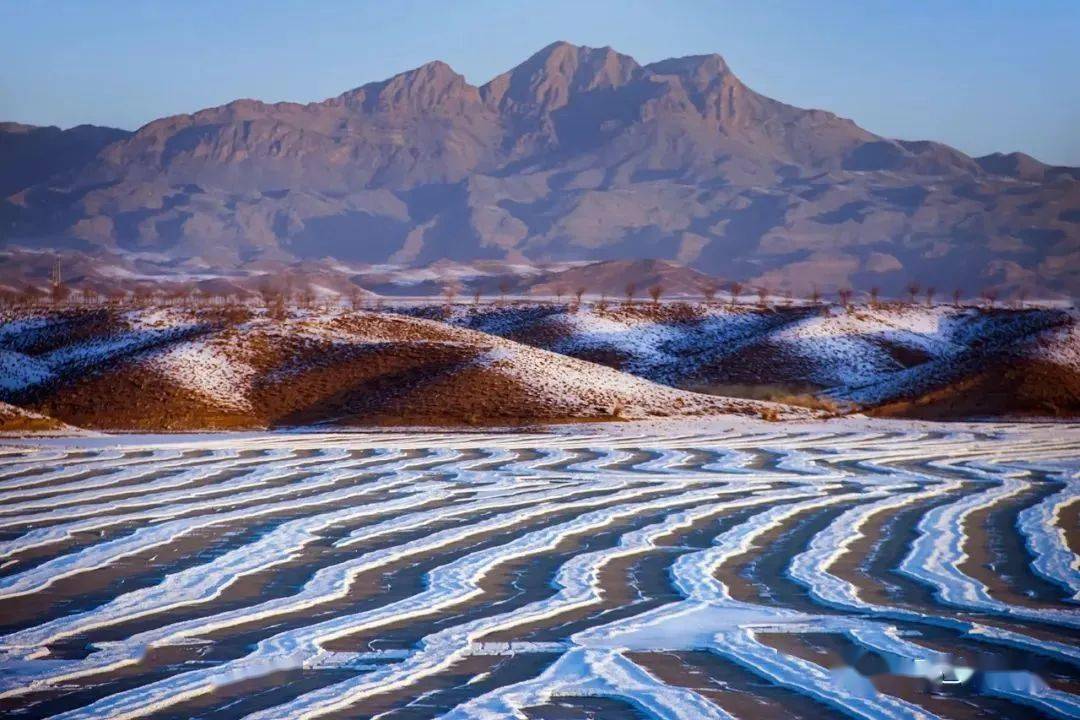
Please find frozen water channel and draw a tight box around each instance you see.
[0,421,1077,719]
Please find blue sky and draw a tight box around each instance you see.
[2,1,1078,164]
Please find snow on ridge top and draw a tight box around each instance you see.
[773,306,956,347]
[764,307,971,389]
[548,305,783,382]
[477,331,779,419]
[146,340,255,411]
[1020,322,1080,370]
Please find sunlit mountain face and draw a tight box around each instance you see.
[2,41,1077,299]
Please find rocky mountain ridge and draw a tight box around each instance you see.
[2,41,1077,298]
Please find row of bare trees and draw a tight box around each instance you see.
[2,275,1026,313]
[564,280,1017,310]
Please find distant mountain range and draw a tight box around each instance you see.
[2,41,1077,298]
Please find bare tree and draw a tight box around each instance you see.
[838,287,854,309]
[906,281,921,306]
[298,287,316,309]
[925,286,936,307]
[981,287,999,309]
[648,284,663,305]
[282,278,295,309]
[596,293,608,311]
[574,286,586,310]
[756,286,769,309]
[729,281,743,307]
[255,275,277,305]
[952,288,962,307]
[19,283,42,307]
[869,286,880,308]
[50,281,70,306]
[349,287,366,311]
[702,281,718,305]
[497,279,511,305]
[133,285,154,307]
[268,292,287,320]
[624,282,637,305]
[473,288,482,305]
[442,282,460,307]
[258,287,276,309]
[810,284,821,306]
[554,285,566,303]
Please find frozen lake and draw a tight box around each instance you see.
[0,422,1078,719]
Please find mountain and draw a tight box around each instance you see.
[0,122,130,197]
[2,41,1077,297]
[525,259,716,298]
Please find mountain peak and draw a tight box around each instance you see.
[481,41,641,113]
[399,59,460,80]
[641,52,755,124]
[524,40,621,62]
[341,60,480,114]
[975,151,1052,180]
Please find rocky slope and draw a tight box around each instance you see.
[0,122,131,198]
[2,42,1077,298]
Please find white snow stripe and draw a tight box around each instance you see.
[1017,477,1080,601]
[709,627,937,720]
[439,648,732,720]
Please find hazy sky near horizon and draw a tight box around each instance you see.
[2,1,1078,165]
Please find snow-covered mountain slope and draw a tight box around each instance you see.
[417,302,1078,416]
[0,307,797,430]
[2,302,1075,429]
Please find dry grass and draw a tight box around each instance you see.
[768,393,841,413]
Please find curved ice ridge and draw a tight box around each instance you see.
[0,448,427,598]
[1017,477,1080,602]
[0,430,1076,720]
[899,469,1080,628]
[0,449,628,658]
[440,648,732,720]
[0,449,189,504]
[787,471,1080,674]
[708,627,936,720]
[6,473,716,701]
[240,487,772,719]
[48,485,742,719]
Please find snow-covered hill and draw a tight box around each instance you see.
[1,302,1075,430]
[420,302,1078,416]
[0,307,797,430]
